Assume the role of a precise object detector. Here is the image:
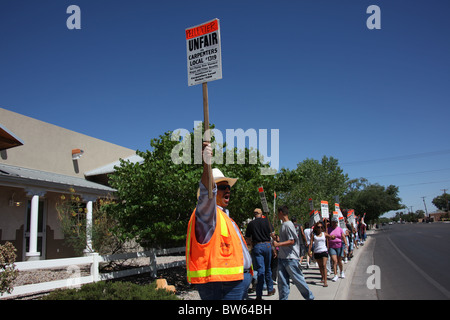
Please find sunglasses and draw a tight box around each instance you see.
[217,184,231,191]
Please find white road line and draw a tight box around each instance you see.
[387,236,450,299]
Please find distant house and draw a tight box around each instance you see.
[0,108,143,261]
[429,210,447,222]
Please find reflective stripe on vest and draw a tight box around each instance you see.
[187,266,244,279]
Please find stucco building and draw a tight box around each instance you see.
[0,107,141,261]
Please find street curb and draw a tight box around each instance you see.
[334,235,373,300]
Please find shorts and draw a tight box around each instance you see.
[329,246,344,257]
[300,244,307,257]
[314,251,328,259]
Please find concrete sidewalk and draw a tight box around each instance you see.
[247,234,373,300]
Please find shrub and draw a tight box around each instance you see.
[41,280,179,300]
[56,189,123,255]
[0,242,18,296]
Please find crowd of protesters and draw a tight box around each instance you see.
[245,208,368,298]
[187,148,367,300]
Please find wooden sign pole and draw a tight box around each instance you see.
[202,82,213,199]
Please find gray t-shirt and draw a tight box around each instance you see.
[278,220,299,259]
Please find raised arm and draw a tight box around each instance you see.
[195,142,217,244]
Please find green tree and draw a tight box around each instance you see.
[216,146,277,226]
[106,131,199,248]
[342,182,403,222]
[106,125,275,248]
[275,156,348,224]
[432,193,449,212]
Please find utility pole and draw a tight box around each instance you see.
[421,196,428,217]
[441,189,449,213]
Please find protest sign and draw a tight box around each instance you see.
[335,203,341,216]
[335,203,345,228]
[348,209,356,226]
[186,18,223,197]
[339,215,345,228]
[309,210,315,228]
[320,200,329,219]
[186,18,222,86]
[332,211,339,222]
[314,210,321,223]
[258,186,269,213]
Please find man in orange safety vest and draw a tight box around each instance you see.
[186,142,252,300]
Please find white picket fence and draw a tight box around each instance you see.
[1,247,186,299]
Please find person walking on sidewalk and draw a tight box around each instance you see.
[359,219,367,245]
[345,221,354,261]
[273,205,314,300]
[303,222,312,269]
[245,208,276,300]
[309,221,336,287]
[292,217,308,269]
[328,216,348,282]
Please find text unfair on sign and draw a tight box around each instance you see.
[186,18,222,86]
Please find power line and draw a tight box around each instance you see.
[342,149,450,166]
[399,179,450,187]
[365,167,450,179]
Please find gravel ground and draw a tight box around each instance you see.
[12,266,91,287]
[10,255,200,300]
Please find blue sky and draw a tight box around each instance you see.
[1,0,449,217]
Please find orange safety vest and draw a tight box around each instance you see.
[186,207,251,284]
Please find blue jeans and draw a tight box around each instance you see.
[277,259,314,300]
[329,246,344,257]
[196,271,252,300]
[252,242,274,297]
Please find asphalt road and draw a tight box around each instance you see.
[349,222,450,300]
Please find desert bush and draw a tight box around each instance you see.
[41,280,179,300]
[0,242,18,296]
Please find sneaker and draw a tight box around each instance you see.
[332,275,338,282]
[340,271,345,279]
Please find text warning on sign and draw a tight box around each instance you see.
[186,18,222,86]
